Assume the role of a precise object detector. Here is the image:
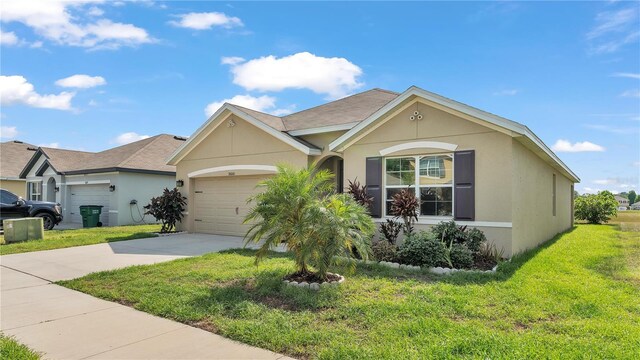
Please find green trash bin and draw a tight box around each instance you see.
[79,205,104,228]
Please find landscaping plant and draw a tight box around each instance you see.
[389,188,419,235]
[244,164,374,282]
[574,190,618,224]
[396,231,446,267]
[371,240,398,262]
[380,219,403,244]
[346,178,373,209]
[143,188,187,233]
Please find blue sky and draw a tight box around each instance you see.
[1,1,638,194]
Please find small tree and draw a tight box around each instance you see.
[628,190,637,205]
[390,188,419,235]
[574,190,618,224]
[144,188,187,233]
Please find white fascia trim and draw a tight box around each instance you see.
[65,180,111,186]
[379,141,458,156]
[329,86,579,183]
[0,177,24,181]
[188,165,278,178]
[287,122,359,136]
[167,104,320,165]
[373,217,512,228]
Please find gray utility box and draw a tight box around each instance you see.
[3,218,44,243]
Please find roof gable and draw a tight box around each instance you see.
[167,104,321,165]
[0,140,37,179]
[329,86,579,183]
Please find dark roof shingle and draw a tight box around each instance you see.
[0,140,37,179]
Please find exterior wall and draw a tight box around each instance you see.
[0,179,26,197]
[342,100,515,255]
[116,172,175,226]
[301,131,348,166]
[176,114,309,232]
[511,140,574,254]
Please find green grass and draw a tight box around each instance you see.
[0,224,161,255]
[0,334,40,360]
[60,222,640,359]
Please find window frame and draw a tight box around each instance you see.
[383,153,454,219]
[27,181,42,201]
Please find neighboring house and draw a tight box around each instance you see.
[168,86,580,257]
[20,134,186,227]
[614,195,629,209]
[631,202,640,210]
[0,140,37,197]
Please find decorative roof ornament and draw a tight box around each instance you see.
[227,118,236,127]
[409,110,423,121]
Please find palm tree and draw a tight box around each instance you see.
[244,164,374,281]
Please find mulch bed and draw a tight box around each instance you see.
[472,256,498,271]
[284,271,341,284]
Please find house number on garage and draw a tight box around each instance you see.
[228,172,235,176]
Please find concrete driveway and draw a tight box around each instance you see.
[1,233,292,359]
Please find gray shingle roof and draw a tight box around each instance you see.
[0,140,37,179]
[227,88,399,133]
[24,134,185,176]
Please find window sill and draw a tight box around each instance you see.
[373,217,512,228]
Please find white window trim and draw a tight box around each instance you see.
[373,218,513,228]
[27,181,43,201]
[383,153,454,218]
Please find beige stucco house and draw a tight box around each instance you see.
[20,134,186,227]
[0,140,37,197]
[168,86,580,256]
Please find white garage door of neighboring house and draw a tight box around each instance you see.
[68,184,111,226]
[193,175,269,237]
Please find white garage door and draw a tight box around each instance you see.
[68,184,111,226]
[193,175,269,237]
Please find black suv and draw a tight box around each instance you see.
[0,189,63,230]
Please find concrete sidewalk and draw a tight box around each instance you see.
[1,234,292,359]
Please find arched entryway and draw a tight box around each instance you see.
[46,177,56,202]
[317,156,344,193]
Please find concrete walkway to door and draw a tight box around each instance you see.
[1,233,292,359]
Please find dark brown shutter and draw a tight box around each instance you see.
[365,157,383,218]
[454,150,475,221]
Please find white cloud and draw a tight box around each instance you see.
[38,142,60,148]
[634,161,640,167]
[205,94,276,117]
[0,126,18,139]
[587,7,640,54]
[620,89,640,98]
[493,89,519,96]
[220,56,245,65]
[594,179,614,185]
[55,74,106,88]
[612,72,640,79]
[169,12,243,30]
[0,29,20,45]
[0,0,154,50]
[87,7,104,17]
[0,75,75,110]
[113,132,150,145]
[551,139,605,153]
[225,52,364,99]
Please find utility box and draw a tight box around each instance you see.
[3,218,44,243]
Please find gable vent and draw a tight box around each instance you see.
[174,136,188,141]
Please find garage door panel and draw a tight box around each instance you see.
[193,175,268,237]
[68,184,110,226]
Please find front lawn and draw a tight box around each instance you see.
[0,334,40,360]
[0,224,161,255]
[60,223,640,359]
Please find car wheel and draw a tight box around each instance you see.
[36,213,55,230]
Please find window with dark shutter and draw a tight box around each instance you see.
[365,157,383,218]
[454,150,475,221]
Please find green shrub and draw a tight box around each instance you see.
[575,191,618,224]
[465,228,486,253]
[397,231,445,267]
[372,241,398,262]
[449,244,474,268]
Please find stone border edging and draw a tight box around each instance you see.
[334,256,498,275]
[283,274,345,291]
